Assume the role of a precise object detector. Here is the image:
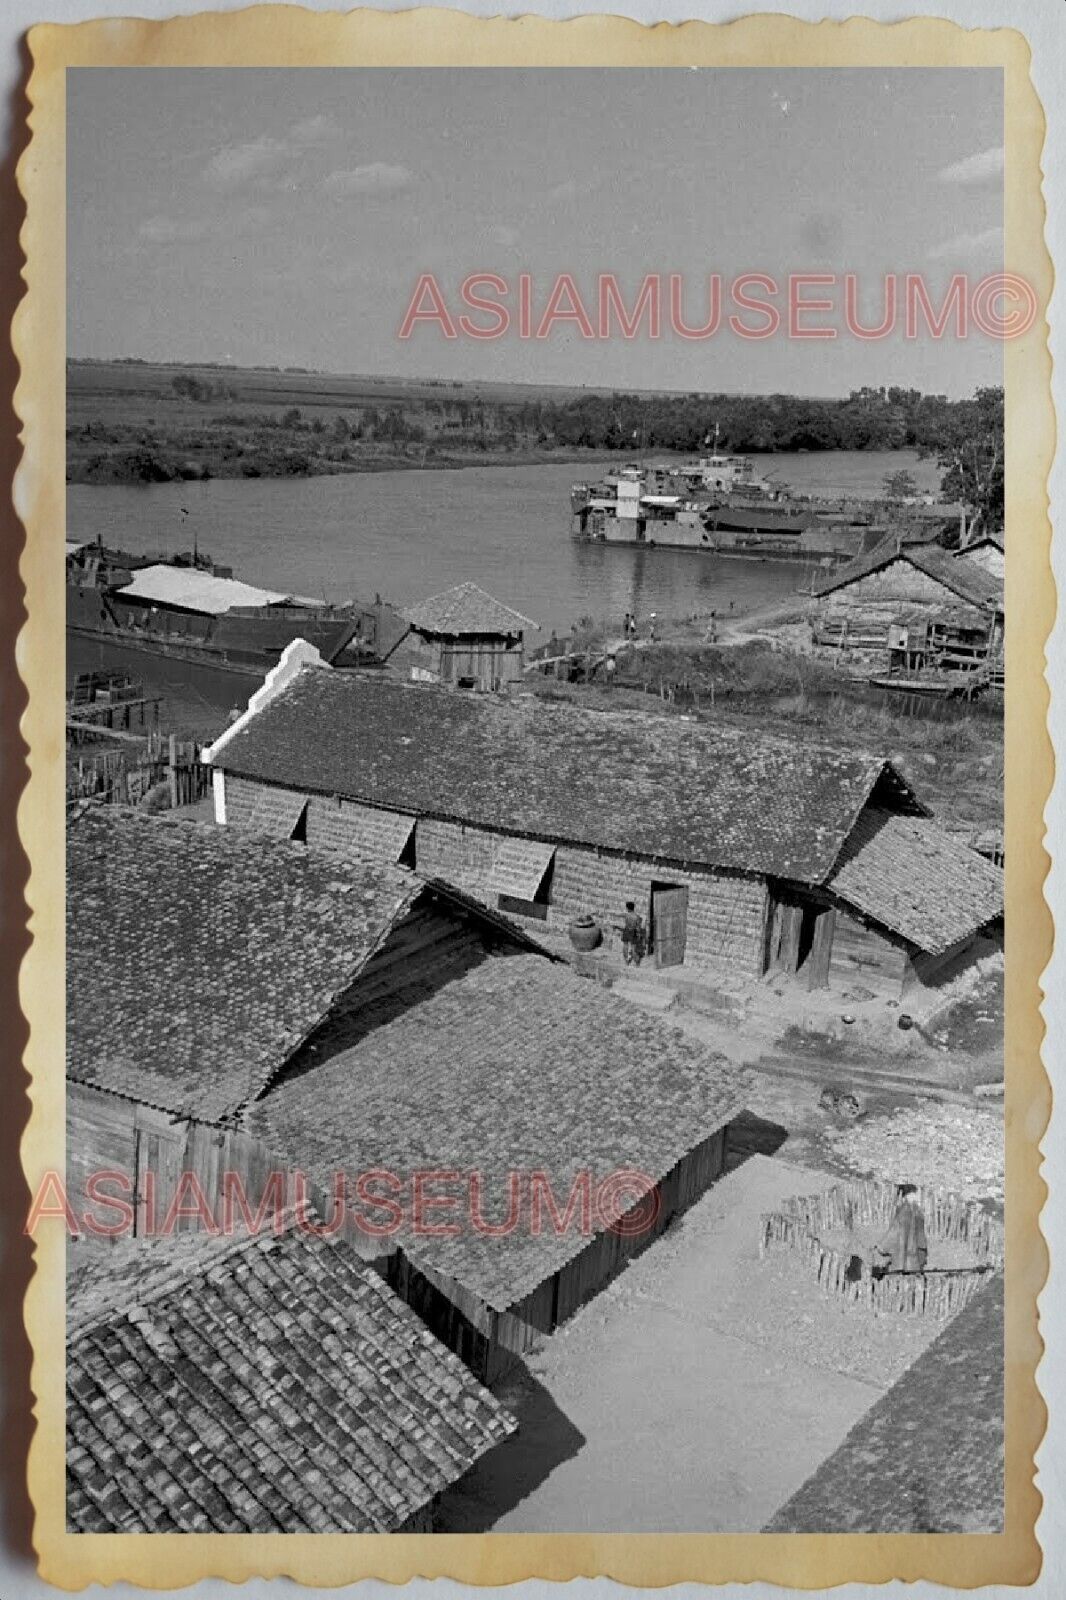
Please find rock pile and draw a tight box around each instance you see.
[822,1101,1004,1202]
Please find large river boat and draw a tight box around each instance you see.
[570,442,964,561]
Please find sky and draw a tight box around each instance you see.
[67,68,1004,397]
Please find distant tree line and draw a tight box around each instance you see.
[503,385,994,458]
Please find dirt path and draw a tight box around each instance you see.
[435,1154,953,1533]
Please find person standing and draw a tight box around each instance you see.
[621,900,644,966]
[873,1183,928,1275]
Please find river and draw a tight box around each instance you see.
[67,448,941,732]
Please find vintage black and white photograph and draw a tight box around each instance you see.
[56,59,1012,1539]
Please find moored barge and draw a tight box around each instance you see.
[67,540,390,675]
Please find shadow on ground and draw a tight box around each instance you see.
[724,1109,789,1171]
[433,1360,586,1532]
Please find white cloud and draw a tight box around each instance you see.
[488,223,520,248]
[936,146,1004,186]
[319,162,414,197]
[545,178,579,205]
[137,206,270,246]
[204,135,291,189]
[928,226,1004,260]
[202,116,343,189]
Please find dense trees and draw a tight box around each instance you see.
[505,386,989,461]
[925,386,1004,535]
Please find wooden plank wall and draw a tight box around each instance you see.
[67,1084,306,1256]
[828,907,909,996]
[439,638,524,688]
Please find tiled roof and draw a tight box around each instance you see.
[403,582,538,636]
[67,1227,516,1533]
[811,540,1003,611]
[766,1273,1003,1533]
[957,533,1004,554]
[213,669,926,883]
[826,809,1004,954]
[67,809,425,1121]
[248,952,750,1311]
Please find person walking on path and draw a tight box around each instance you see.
[873,1183,929,1276]
[620,900,644,966]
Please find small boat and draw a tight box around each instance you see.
[868,668,999,700]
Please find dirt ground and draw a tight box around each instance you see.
[434,1153,959,1533]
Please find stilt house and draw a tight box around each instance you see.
[810,538,1003,669]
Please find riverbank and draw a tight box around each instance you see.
[66,358,950,488]
[67,429,618,485]
[531,633,1003,832]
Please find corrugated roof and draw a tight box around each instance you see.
[249,952,750,1312]
[825,809,1004,954]
[115,564,310,615]
[67,1227,516,1533]
[66,810,425,1121]
[214,670,925,884]
[811,541,1003,611]
[403,583,539,637]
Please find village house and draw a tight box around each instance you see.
[67,807,749,1380]
[204,647,1004,1001]
[385,582,538,690]
[809,537,1003,672]
[67,1224,516,1532]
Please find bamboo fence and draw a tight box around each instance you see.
[759,1177,1003,1320]
[66,732,211,810]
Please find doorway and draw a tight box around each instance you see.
[650,883,689,968]
[767,889,836,989]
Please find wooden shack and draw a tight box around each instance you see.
[206,650,1004,1001]
[66,807,539,1247]
[389,582,538,690]
[810,538,1003,669]
[66,807,748,1382]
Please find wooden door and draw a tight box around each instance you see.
[769,899,804,974]
[806,907,837,990]
[652,885,688,967]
